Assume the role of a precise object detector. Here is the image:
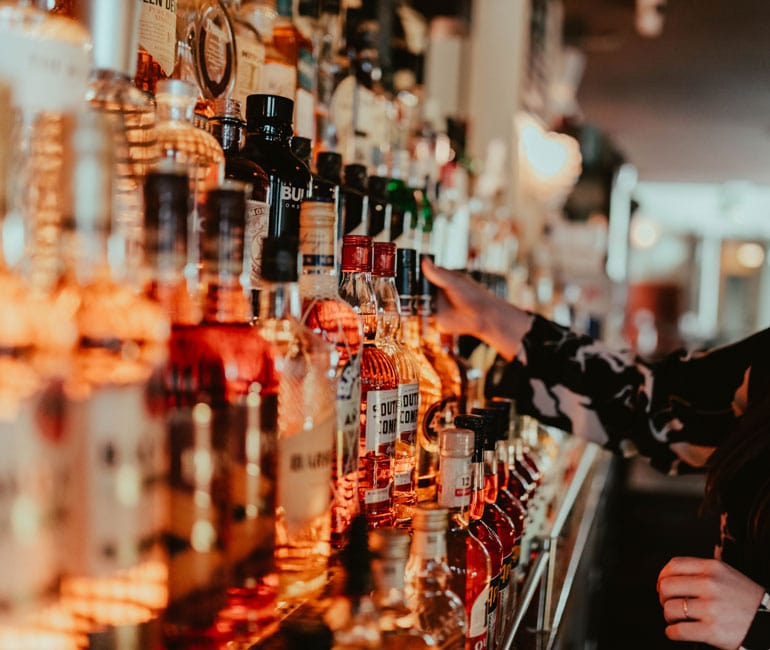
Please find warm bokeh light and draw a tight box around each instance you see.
[736,242,765,269]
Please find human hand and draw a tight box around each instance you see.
[657,556,765,649]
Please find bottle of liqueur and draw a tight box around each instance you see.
[342,164,370,236]
[409,171,435,255]
[209,98,270,300]
[135,0,177,96]
[395,248,442,503]
[315,150,343,241]
[405,505,467,649]
[387,151,418,248]
[372,242,420,527]
[339,235,398,529]
[154,79,225,291]
[367,175,393,242]
[242,94,311,243]
[59,112,170,649]
[370,528,439,648]
[76,0,159,282]
[298,187,363,549]
[438,418,493,650]
[224,1,266,109]
[290,135,313,171]
[255,236,337,605]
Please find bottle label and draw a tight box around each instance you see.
[336,356,361,472]
[411,530,445,560]
[138,0,177,76]
[202,18,229,87]
[423,395,460,448]
[300,204,336,270]
[364,388,398,455]
[0,28,90,112]
[437,456,471,508]
[394,468,412,488]
[363,483,390,506]
[468,583,489,647]
[512,539,521,567]
[397,382,419,447]
[487,572,499,646]
[232,30,265,108]
[259,62,297,99]
[245,199,269,291]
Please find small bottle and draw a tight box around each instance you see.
[134,0,177,96]
[372,242,420,527]
[342,163,370,237]
[404,505,467,649]
[255,236,337,606]
[339,235,398,529]
[367,175,393,242]
[395,248,442,503]
[370,528,438,648]
[298,187,363,549]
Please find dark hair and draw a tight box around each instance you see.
[706,391,770,588]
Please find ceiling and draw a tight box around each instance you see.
[563,0,770,184]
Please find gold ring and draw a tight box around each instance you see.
[682,597,690,620]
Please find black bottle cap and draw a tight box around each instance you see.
[245,94,294,126]
[417,253,436,299]
[307,177,337,203]
[261,236,300,282]
[290,136,312,166]
[396,248,417,297]
[315,151,342,184]
[344,163,367,191]
[367,175,390,200]
[341,514,373,597]
[486,398,513,440]
[455,413,486,461]
[471,407,501,451]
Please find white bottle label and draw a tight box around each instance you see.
[397,382,419,446]
[437,457,472,509]
[411,530,445,560]
[138,0,177,76]
[364,388,398,454]
[468,583,490,647]
[245,199,269,291]
[337,356,361,473]
[259,62,297,99]
[363,483,391,506]
[203,18,228,86]
[394,469,412,488]
[232,34,265,108]
[295,88,315,140]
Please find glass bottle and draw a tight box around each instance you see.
[255,236,337,606]
[314,0,344,154]
[342,163,370,237]
[439,417,492,650]
[209,98,270,301]
[298,185,363,549]
[387,151,417,249]
[395,248,442,504]
[404,505,467,649]
[134,0,177,96]
[76,0,159,283]
[372,242,420,527]
[315,150,343,243]
[224,1,266,109]
[154,79,225,292]
[242,94,311,243]
[339,235,398,529]
[370,528,438,648]
[367,175,393,242]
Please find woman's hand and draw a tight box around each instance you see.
[420,258,533,360]
[657,556,765,649]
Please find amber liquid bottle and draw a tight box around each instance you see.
[339,235,399,529]
[299,182,363,548]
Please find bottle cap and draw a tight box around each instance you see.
[76,0,141,78]
[315,151,342,184]
[486,398,513,441]
[412,504,449,532]
[417,253,437,299]
[344,163,368,191]
[372,242,396,278]
[341,235,373,273]
[261,236,300,282]
[369,528,411,560]
[290,136,312,165]
[395,248,417,296]
[245,94,295,126]
[440,427,474,457]
[457,413,486,460]
[471,408,501,451]
[367,175,390,200]
[307,178,337,204]
[212,97,243,120]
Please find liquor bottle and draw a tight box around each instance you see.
[465,415,504,650]
[290,135,313,170]
[242,94,311,243]
[395,248,442,503]
[367,176,393,242]
[209,98,270,300]
[313,0,344,154]
[255,236,337,605]
[372,242,420,527]
[369,528,438,648]
[225,2,267,109]
[135,0,177,96]
[298,187,363,549]
[76,0,159,282]
[342,163,370,238]
[404,505,467,649]
[339,235,398,529]
[438,418,492,650]
[409,172,435,256]
[154,79,225,291]
[471,408,517,646]
[315,150,343,242]
[387,151,417,248]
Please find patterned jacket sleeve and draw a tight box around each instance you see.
[485,315,770,474]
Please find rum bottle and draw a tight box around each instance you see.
[339,235,398,529]
[298,188,363,548]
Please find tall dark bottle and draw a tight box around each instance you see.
[315,150,344,242]
[242,94,311,243]
[342,163,369,237]
[367,175,393,242]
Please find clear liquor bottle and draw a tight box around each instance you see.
[395,248,442,503]
[134,0,177,96]
[339,235,398,529]
[372,242,420,527]
[255,236,337,606]
[404,505,467,649]
[298,183,363,549]
[370,528,439,648]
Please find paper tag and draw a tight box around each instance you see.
[397,382,419,446]
[437,456,471,509]
[232,33,265,108]
[245,199,269,291]
[468,583,489,645]
[138,0,177,75]
[364,388,398,454]
[363,484,390,506]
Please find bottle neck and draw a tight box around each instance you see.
[258,279,302,320]
[373,276,401,342]
[400,312,421,350]
[372,556,408,596]
[247,122,293,144]
[210,118,244,156]
[496,440,511,492]
[483,448,499,503]
[156,97,196,124]
[339,269,378,341]
[409,528,447,568]
[469,458,486,521]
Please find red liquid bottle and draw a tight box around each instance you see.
[339,235,399,528]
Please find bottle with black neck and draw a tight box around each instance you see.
[315,150,344,243]
[290,135,313,171]
[367,175,393,242]
[342,163,370,237]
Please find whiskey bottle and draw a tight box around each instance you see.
[298,190,363,548]
[342,163,370,237]
[404,505,467,649]
[134,0,177,96]
[339,235,398,529]
[255,236,337,605]
[369,528,438,648]
[395,248,442,503]
[367,176,393,242]
[372,242,420,527]
[440,417,492,650]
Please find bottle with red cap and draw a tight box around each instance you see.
[372,241,421,527]
[339,235,399,528]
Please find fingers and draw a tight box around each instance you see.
[658,575,713,605]
[665,621,705,643]
[659,556,716,579]
[663,597,700,623]
[420,256,450,288]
